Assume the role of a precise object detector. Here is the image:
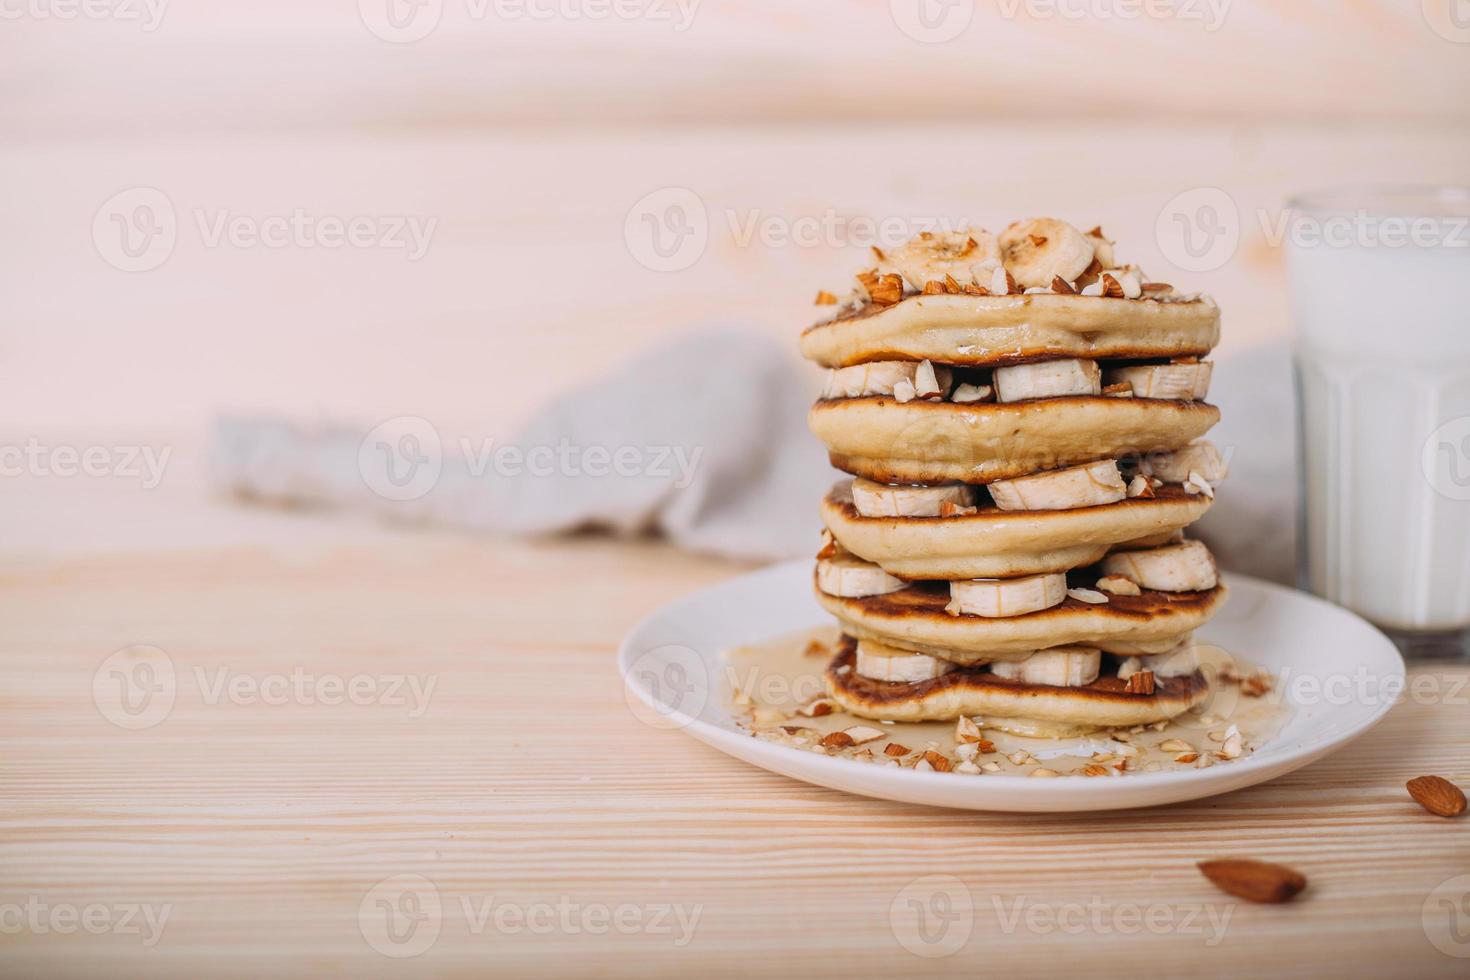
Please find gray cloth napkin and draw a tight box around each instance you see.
[209,328,1295,580]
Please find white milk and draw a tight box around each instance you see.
[1286,188,1470,637]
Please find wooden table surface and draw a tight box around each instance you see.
[2,528,1468,978]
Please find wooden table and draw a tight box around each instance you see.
[2,530,1468,978]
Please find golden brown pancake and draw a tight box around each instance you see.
[824,636,1209,726]
[801,293,1219,369]
[816,575,1227,659]
[821,480,1212,579]
[810,395,1219,484]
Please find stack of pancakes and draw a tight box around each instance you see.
[804,219,1230,737]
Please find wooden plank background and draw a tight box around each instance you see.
[1,534,1469,977]
[5,3,1470,974]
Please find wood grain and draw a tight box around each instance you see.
[1,537,1468,977]
[5,1,1468,138]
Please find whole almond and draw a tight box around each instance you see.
[1407,775,1467,817]
[1197,859,1306,904]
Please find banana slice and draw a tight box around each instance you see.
[999,218,1096,289]
[1085,227,1116,269]
[823,360,953,399]
[1103,362,1212,400]
[988,460,1126,512]
[1117,642,1201,681]
[989,647,1101,687]
[1101,539,1218,593]
[816,555,907,598]
[854,639,957,683]
[851,477,976,518]
[992,358,1102,402]
[1144,440,1228,484]
[948,573,1067,619]
[888,230,1001,292]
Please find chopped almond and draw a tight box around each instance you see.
[868,273,904,306]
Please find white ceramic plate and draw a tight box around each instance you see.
[620,561,1405,812]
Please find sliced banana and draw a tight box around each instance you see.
[948,573,1067,619]
[823,360,953,399]
[992,358,1102,402]
[851,477,976,518]
[999,218,1096,289]
[816,555,907,598]
[854,639,957,683]
[1103,361,1212,400]
[1117,642,1201,681]
[1144,440,1228,484]
[888,230,1000,292]
[1101,539,1218,593]
[1085,227,1116,269]
[988,460,1126,512]
[989,646,1101,687]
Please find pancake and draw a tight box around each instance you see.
[816,575,1227,659]
[810,395,1219,484]
[800,293,1219,369]
[821,479,1212,579]
[825,637,1210,727]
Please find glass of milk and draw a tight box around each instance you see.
[1286,186,1470,659]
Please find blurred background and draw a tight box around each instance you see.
[4,1,1470,570]
[4,5,1470,974]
